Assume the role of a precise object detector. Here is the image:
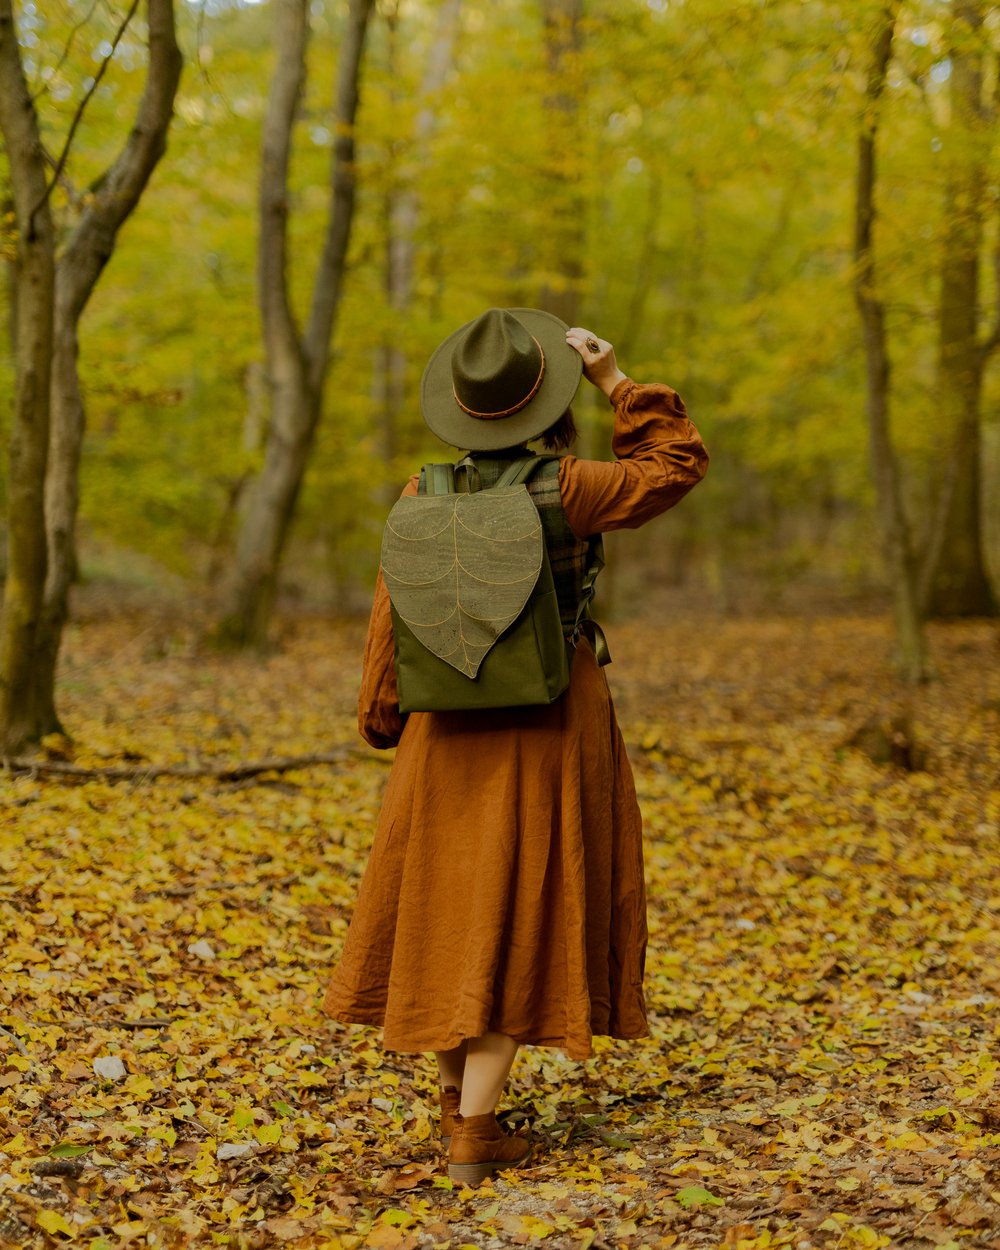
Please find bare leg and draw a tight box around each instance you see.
[435,1041,467,1090]
[459,1031,518,1117]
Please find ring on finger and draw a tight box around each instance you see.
[585,337,600,352]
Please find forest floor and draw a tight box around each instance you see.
[2,603,999,1250]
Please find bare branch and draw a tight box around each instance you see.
[0,1025,29,1056]
[3,749,352,783]
[29,0,141,238]
[29,0,101,105]
[57,0,184,319]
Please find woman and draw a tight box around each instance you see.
[323,308,709,1185]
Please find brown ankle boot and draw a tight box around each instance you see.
[439,1086,461,1149]
[447,1111,532,1186]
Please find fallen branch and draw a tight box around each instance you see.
[152,873,298,897]
[103,1017,177,1029]
[3,750,352,783]
[0,1025,30,1056]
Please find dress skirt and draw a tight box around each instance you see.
[322,640,650,1061]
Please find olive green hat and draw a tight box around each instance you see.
[420,307,583,451]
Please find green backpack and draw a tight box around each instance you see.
[381,455,605,713]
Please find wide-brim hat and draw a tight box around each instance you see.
[420,307,583,451]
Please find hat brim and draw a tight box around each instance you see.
[420,308,583,451]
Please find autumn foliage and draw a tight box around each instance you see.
[2,601,999,1249]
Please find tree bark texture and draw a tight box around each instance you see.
[374,0,461,495]
[852,1,927,684]
[31,0,182,734]
[0,0,56,754]
[220,0,375,648]
[922,0,997,618]
[538,0,584,327]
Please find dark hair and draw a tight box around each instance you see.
[535,407,578,452]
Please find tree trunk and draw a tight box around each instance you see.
[30,0,182,735]
[374,0,461,498]
[852,1,927,684]
[32,308,84,735]
[374,3,402,484]
[538,0,584,327]
[0,0,56,755]
[219,0,374,648]
[922,0,997,618]
[220,0,310,647]
[0,0,180,749]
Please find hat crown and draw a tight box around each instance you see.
[452,310,543,419]
[420,306,581,451]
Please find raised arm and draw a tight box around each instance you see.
[558,327,709,538]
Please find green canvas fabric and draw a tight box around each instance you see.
[466,454,593,635]
[382,455,568,711]
[382,452,605,713]
[381,487,544,679]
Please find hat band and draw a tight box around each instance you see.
[452,339,546,420]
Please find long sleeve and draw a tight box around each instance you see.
[357,569,404,749]
[357,475,420,749]
[558,378,709,538]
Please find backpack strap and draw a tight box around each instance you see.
[418,457,484,495]
[492,454,558,489]
[420,453,556,495]
[454,455,481,494]
[419,463,456,496]
[573,537,611,666]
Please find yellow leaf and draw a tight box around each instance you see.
[37,1209,75,1237]
[366,1227,405,1249]
[518,1215,557,1238]
[255,1123,282,1145]
[379,1209,416,1229]
[800,1124,825,1151]
[111,1220,147,1241]
[264,1217,305,1241]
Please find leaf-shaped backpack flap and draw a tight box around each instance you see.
[382,487,543,678]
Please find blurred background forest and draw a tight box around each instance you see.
[5,7,1000,1242]
[1,0,999,749]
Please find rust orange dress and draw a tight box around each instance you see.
[322,379,709,1061]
